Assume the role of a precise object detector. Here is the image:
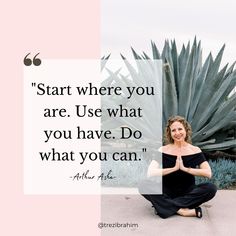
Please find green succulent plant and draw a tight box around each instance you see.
[153,38,236,151]
[102,38,236,153]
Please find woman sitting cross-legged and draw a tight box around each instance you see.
[139,116,217,219]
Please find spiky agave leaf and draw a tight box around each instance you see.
[101,54,110,71]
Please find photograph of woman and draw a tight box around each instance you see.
[139,116,217,219]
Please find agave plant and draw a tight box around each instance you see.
[102,38,236,153]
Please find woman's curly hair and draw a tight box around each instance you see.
[164,116,192,144]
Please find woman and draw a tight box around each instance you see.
[139,116,217,219]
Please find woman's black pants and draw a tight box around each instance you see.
[139,182,217,219]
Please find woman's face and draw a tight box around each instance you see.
[170,121,187,143]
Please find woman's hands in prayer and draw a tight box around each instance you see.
[175,156,188,172]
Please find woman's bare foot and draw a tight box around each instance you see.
[177,208,197,217]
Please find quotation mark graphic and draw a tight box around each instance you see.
[24,53,41,66]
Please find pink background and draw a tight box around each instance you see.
[0,0,100,235]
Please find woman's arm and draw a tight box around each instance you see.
[147,159,179,177]
[179,157,212,179]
